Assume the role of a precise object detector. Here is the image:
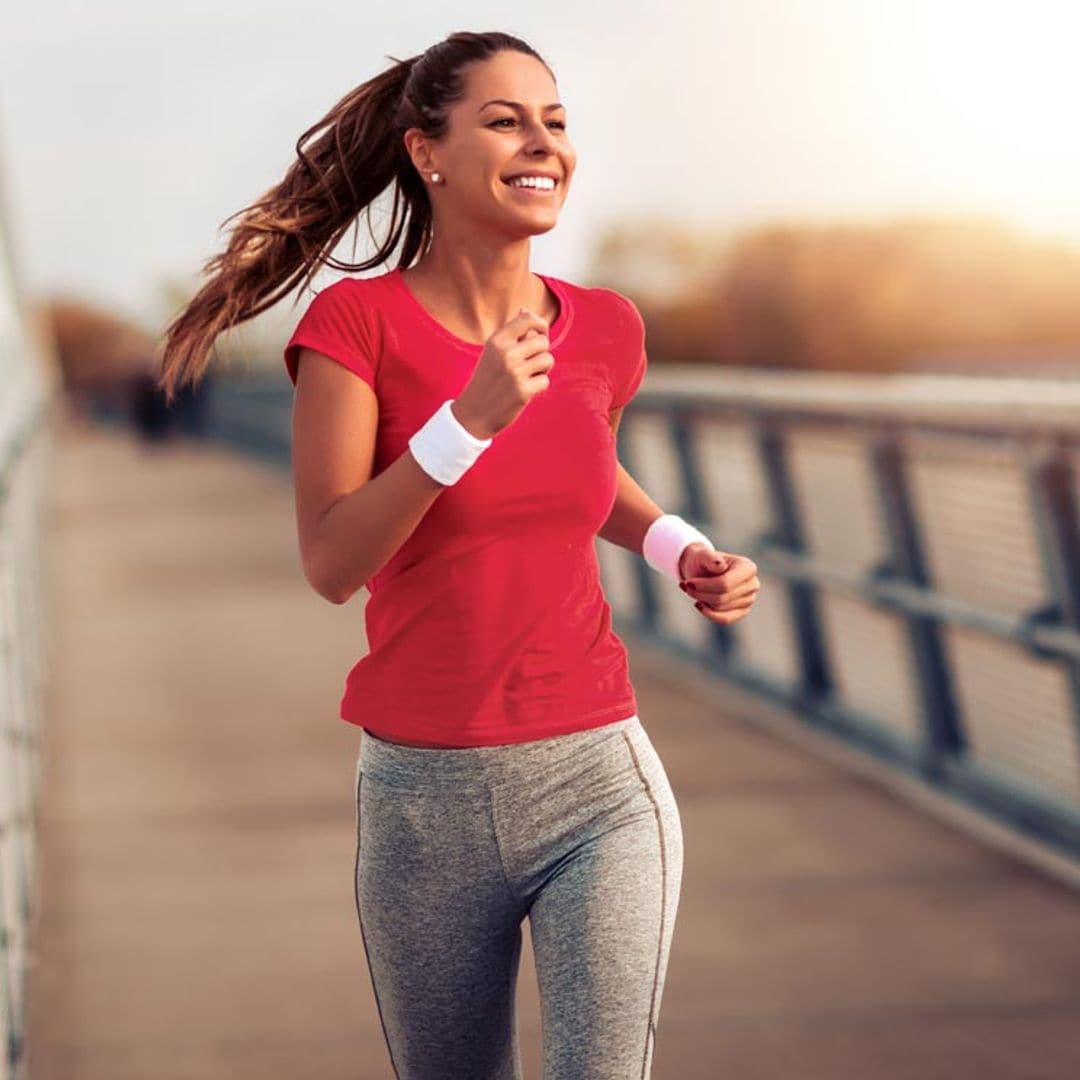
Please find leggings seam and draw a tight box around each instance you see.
[487,788,522,906]
[355,770,402,1079]
[620,731,667,1080]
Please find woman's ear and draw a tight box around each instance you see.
[402,128,436,179]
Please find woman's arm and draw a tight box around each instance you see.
[599,407,710,580]
[597,459,663,560]
[292,347,449,605]
[602,407,761,622]
[598,405,663,561]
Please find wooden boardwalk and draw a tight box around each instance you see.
[26,411,1080,1079]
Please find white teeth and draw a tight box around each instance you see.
[507,176,556,190]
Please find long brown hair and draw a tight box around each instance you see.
[158,30,552,405]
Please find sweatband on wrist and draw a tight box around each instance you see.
[408,399,493,486]
[643,513,715,582]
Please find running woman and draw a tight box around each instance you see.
[160,29,760,1079]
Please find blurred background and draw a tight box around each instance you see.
[2,2,1079,1078]
[9,1,1080,396]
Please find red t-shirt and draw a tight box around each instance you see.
[283,266,647,746]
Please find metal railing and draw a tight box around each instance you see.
[604,368,1080,861]
[205,363,1080,864]
[0,166,54,1080]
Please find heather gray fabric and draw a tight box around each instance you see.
[352,714,684,1080]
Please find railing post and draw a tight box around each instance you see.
[752,419,832,707]
[868,435,965,776]
[1023,441,1080,758]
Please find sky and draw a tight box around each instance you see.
[2,0,1079,333]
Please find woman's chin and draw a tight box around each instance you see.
[501,206,561,236]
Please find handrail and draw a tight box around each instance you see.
[608,365,1080,859]
[0,172,54,1080]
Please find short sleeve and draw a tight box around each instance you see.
[611,292,647,409]
[282,281,377,389]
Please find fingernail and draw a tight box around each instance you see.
[694,601,704,611]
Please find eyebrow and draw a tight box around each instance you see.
[479,99,566,112]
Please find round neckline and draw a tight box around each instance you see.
[388,266,573,354]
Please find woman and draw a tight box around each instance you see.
[161,29,760,1080]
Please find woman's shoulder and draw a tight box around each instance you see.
[308,269,392,306]
[283,271,393,386]
[551,275,638,314]
[295,269,398,336]
[547,275,642,340]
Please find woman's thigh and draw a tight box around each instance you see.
[355,768,529,1080]
[498,721,685,1079]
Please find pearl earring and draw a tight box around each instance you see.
[431,171,441,183]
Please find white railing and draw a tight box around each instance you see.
[0,147,53,1080]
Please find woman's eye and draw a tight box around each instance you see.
[490,118,567,130]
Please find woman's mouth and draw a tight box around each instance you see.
[503,175,559,197]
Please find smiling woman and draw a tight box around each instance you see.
[157,29,695,1080]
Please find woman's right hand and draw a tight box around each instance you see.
[451,307,555,440]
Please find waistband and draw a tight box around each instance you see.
[358,715,642,793]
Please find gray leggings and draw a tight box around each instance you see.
[352,714,684,1080]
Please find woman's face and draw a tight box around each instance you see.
[410,50,577,238]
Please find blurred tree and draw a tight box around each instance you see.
[588,213,1080,375]
[47,296,157,394]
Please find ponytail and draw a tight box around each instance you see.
[159,30,550,405]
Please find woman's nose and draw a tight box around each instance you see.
[526,124,558,150]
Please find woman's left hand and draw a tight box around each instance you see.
[677,542,760,624]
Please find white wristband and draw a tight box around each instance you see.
[643,513,714,582]
[408,399,493,486]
